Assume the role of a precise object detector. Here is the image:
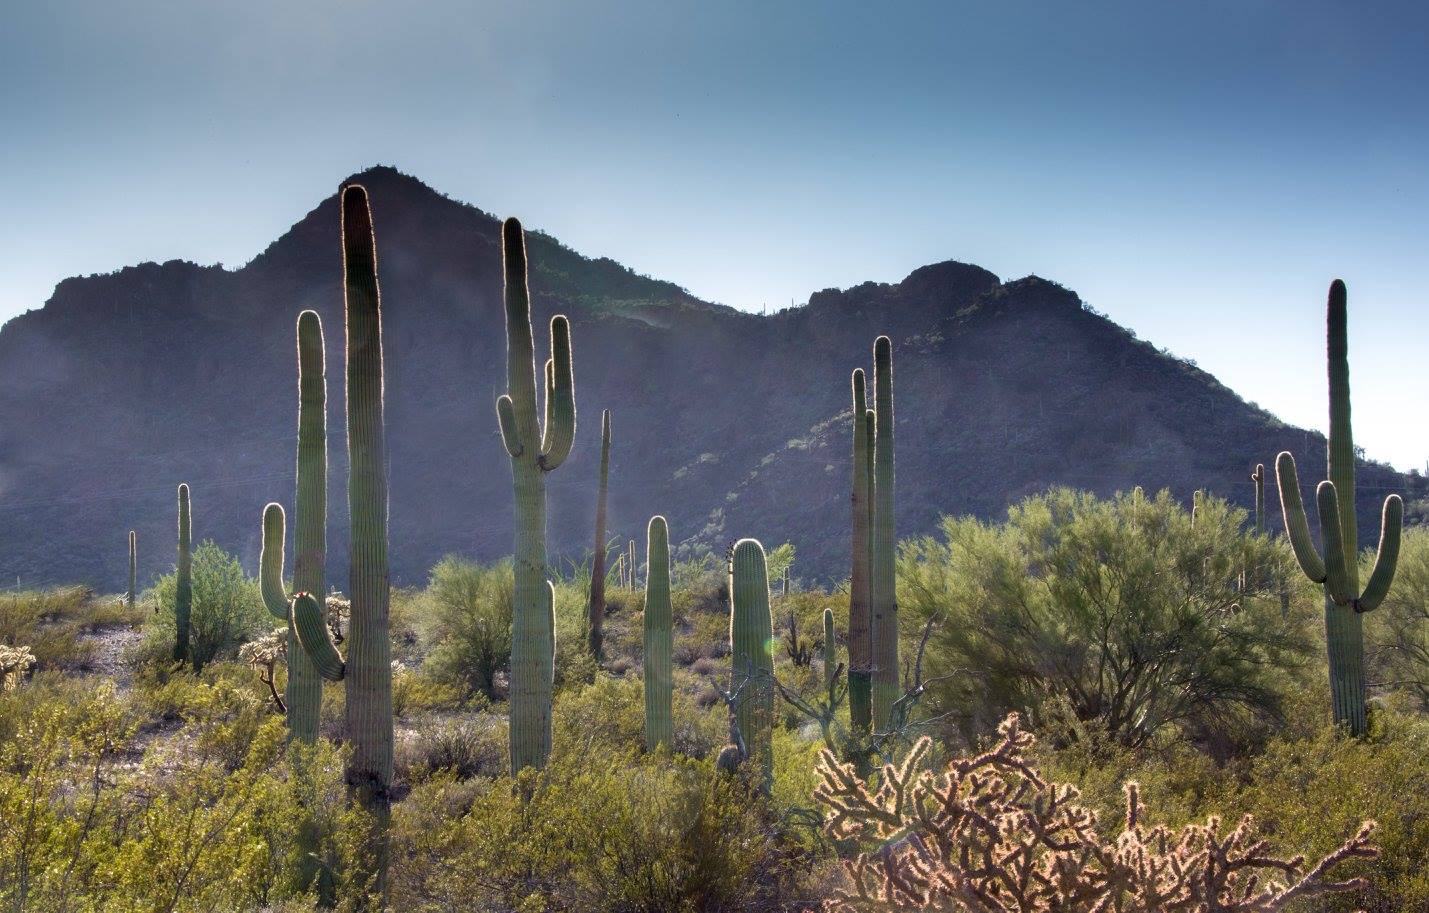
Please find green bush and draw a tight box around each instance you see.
[901,487,1317,752]
[141,541,268,670]
[420,556,513,700]
[390,743,801,912]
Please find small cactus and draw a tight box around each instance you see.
[824,607,837,692]
[174,483,192,667]
[1251,463,1265,534]
[643,516,673,751]
[586,410,611,660]
[0,644,36,692]
[1275,280,1403,736]
[496,216,576,774]
[729,538,775,791]
[127,530,137,610]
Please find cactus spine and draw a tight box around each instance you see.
[586,409,611,660]
[869,336,898,729]
[729,538,775,790]
[496,217,576,774]
[848,368,873,731]
[127,530,137,610]
[259,310,328,742]
[643,516,673,751]
[174,484,191,667]
[1275,280,1403,736]
[1251,463,1265,534]
[823,607,837,692]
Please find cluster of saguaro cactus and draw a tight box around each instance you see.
[127,530,137,609]
[174,483,191,666]
[496,217,576,774]
[729,538,775,790]
[290,185,395,894]
[1276,280,1402,737]
[259,310,328,742]
[847,368,874,731]
[643,516,673,751]
[586,409,611,660]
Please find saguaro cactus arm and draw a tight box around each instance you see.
[538,317,575,470]
[293,593,345,681]
[1275,451,1328,583]
[1316,482,1353,606]
[1358,495,1404,613]
[260,503,290,620]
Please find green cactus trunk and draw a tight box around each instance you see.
[497,217,576,774]
[127,530,137,610]
[174,484,191,667]
[587,410,611,660]
[1251,463,1265,534]
[258,311,328,744]
[644,516,673,751]
[848,369,873,732]
[1275,280,1403,737]
[730,539,775,791]
[823,607,837,693]
[869,337,899,730]
[340,184,394,893]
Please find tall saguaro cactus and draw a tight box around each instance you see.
[730,538,775,791]
[293,185,394,897]
[587,410,611,660]
[848,368,873,732]
[127,530,137,610]
[1276,280,1403,736]
[644,516,673,751]
[174,484,191,666]
[1251,463,1265,534]
[496,217,576,774]
[869,336,899,729]
[259,310,328,743]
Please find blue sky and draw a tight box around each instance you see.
[2,0,1425,468]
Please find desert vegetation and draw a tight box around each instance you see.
[1,184,1420,912]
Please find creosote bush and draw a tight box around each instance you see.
[143,541,269,670]
[420,556,514,701]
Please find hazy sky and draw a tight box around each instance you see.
[2,1,1425,468]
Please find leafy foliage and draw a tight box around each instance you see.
[144,541,269,670]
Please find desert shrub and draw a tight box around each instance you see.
[0,585,94,668]
[901,487,1317,751]
[391,664,465,716]
[815,712,1378,912]
[1368,527,1429,712]
[142,541,268,670]
[396,716,507,783]
[553,672,726,759]
[390,743,799,912]
[421,557,513,700]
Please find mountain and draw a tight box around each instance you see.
[0,166,1407,591]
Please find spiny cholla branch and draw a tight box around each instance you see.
[814,712,1378,912]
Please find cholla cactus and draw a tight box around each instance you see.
[0,645,36,692]
[239,628,288,713]
[814,713,1378,912]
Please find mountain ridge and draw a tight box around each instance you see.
[0,165,1406,590]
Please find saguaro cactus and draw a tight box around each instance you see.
[259,310,328,742]
[1251,463,1266,534]
[730,538,775,791]
[869,336,899,729]
[496,216,576,774]
[587,409,611,660]
[174,484,191,666]
[293,185,394,897]
[848,368,874,731]
[823,607,837,692]
[644,516,673,751]
[127,531,137,609]
[1276,280,1403,736]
